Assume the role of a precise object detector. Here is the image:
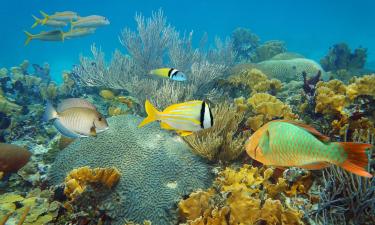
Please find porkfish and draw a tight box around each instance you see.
[43,98,109,138]
[149,68,187,82]
[246,120,373,178]
[138,100,213,136]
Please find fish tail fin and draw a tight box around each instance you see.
[39,10,49,24]
[31,15,40,28]
[43,102,58,122]
[24,31,33,46]
[138,100,160,127]
[337,142,373,178]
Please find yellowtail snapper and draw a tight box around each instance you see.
[31,15,67,28]
[24,30,64,46]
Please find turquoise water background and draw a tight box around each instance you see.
[1,0,374,83]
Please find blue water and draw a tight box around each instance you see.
[1,0,374,83]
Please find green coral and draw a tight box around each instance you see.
[48,115,212,225]
[251,40,287,62]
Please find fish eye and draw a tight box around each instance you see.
[98,117,102,121]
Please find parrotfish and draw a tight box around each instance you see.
[149,68,187,82]
[139,100,213,136]
[31,15,67,28]
[71,15,110,29]
[43,98,109,138]
[0,143,31,174]
[246,120,373,178]
[24,30,64,46]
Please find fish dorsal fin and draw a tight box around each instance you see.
[279,120,330,142]
[57,98,97,112]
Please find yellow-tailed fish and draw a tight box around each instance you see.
[149,68,187,82]
[43,98,109,138]
[138,100,213,136]
[31,15,67,28]
[39,10,78,23]
[246,120,373,178]
[63,28,96,39]
[71,15,110,29]
[24,30,64,46]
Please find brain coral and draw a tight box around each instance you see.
[48,115,212,225]
[256,58,326,82]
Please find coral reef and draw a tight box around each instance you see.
[178,165,308,225]
[183,103,250,162]
[346,74,375,100]
[256,58,325,82]
[320,43,367,72]
[48,115,213,224]
[250,40,287,62]
[0,188,61,225]
[64,166,120,200]
[231,27,260,62]
[315,79,348,115]
[271,52,305,60]
[228,68,283,96]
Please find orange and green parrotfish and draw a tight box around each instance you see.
[246,120,373,178]
[138,100,213,136]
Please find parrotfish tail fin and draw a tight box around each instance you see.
[24,31,33,46]
[39,10,49,25]
[338,142,373,178]
[31,15,40,28]
[138,100,159,127]
[43,101,58,122]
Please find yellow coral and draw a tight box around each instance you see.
[346,74,375,100]
[64,166,121,200]
[108,106,125,116]
[315,79,348,115]
[59,71,75,95]
[178,165,306,225]
[228,68,282,95]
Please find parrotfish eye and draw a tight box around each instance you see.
[98,117,102,121]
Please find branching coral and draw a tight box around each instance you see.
[0,95,22,114]
[183,103,250,162]
[64,166,121,200]
[179,165,307,225]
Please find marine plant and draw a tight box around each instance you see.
[320,42,367,72]
[183,103,250,162]
[178,165,308,225]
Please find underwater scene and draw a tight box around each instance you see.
[0,0,375,224]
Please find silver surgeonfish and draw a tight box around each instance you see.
[138,100,213,136]
[43,98,109,138]
[149,68,187,81]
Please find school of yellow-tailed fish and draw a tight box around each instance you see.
[24,10,110,45]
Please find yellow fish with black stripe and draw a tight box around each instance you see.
[149,68,187,81]
[138,100,213,136]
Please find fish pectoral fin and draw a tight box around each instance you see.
[160,122,174,130]
[176,130,193,136]
[299,162,330,170]
[90,125,97,137]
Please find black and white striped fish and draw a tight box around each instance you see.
[149,68,187,81]
[138,100,213,136]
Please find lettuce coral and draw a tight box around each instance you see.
[346,74,375,100]
[315,79,348,115]
[178,165,306,225]
[48,114,212,224]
